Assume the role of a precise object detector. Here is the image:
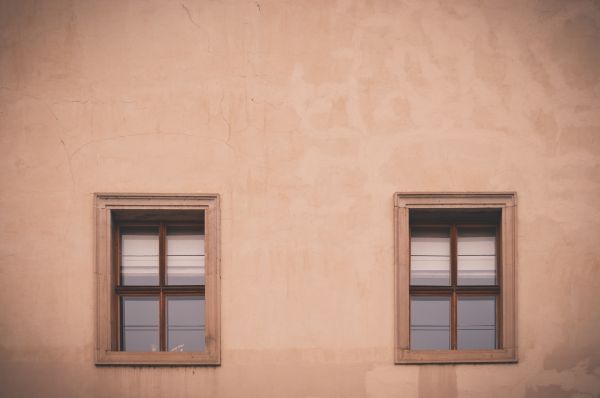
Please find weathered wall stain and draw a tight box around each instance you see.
[524,384,579,398]
[545,347,600,375]
[418,366,458,398]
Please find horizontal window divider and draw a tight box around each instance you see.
[116,286,205,295]
[454,288,500,295]
[454,286,499,293]
[115,286,161,294]
[409,286,500,294]
[409,286,454,294]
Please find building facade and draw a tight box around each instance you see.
[1,0,599,397]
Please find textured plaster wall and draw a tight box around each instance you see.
[1,0,599,397]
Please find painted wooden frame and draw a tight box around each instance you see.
[394,192,517,364]
[95,193,221,365]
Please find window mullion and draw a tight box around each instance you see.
[159,223,167,351]
[113,226,121,351]
[496,224,502,349]
[160,223,166,286]
[160,290,165,351]
[451,224,457,350]
[451,290,457,350]
[496,291,502,349]
[451,224,457,286]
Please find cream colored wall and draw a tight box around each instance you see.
[1,0,599,397]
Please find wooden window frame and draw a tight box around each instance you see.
[95,193,220,365]
[394,192,517,364]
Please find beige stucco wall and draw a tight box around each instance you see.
[1,0,599,397]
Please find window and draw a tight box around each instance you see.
[95,193,220,365]
[394,193,517,363]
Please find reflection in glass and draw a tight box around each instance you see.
[410,296,450,349]
[458,296,496,349]
[458,228,496,285]
[121,231,159,285]
[411,228,450,286]
[167,296,205,352]
[121,297,159,352]
[167,231,205,285]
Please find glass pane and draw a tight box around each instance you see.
[121,297,159,352]
[411,228,450,286]
[410,296,450,350]
[458,296,496,349]
[458,228,496,285]
[167,296,205,352]
[121,231,159,285]
[167,231,205,285]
